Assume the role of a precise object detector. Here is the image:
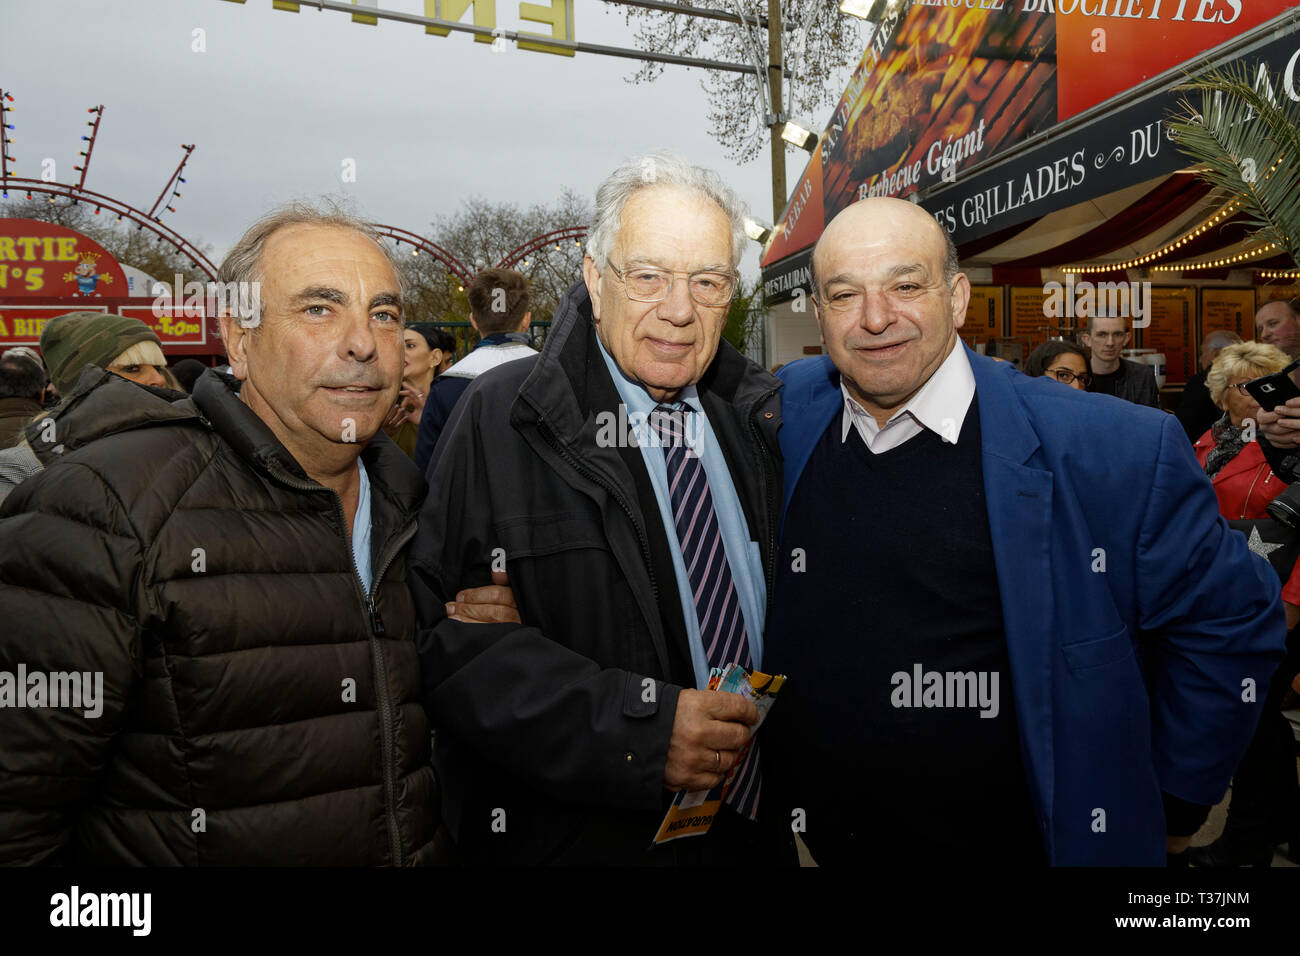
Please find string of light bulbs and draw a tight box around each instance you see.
[1152,242,1280,272]
[1061,200,1240,274]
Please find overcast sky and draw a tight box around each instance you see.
[1,0,845,280]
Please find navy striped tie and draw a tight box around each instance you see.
[650,403,761,820]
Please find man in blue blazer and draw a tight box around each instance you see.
[763,197,1286,866]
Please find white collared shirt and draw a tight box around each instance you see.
[841,340,976,453]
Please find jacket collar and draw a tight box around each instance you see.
[474,332,531,349]
[26,366,197,465]
[1209,437,1268,483]
[777,342,1035,510]
[965,343,1042,465]
[514,279,779,445]
[192,370,425,530]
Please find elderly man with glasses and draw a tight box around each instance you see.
[409,153,790,866]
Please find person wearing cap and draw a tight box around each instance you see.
[0,312,172,505]
[40,310,169,390]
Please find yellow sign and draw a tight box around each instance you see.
[1140,286,1195,385]
[0,313,52,339]
[226,0,576,56]
[1009,286,1051,351]
[429,0,574,56]
[1200,288,1255,340]
[959,285,1003,342]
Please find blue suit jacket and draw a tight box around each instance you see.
[775,346,1286,865]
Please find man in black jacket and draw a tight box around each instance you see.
[1082,314,1162,408]
[410,153,789,865]
[0,204,440,865]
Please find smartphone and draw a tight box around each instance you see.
[1245,357,1300,411]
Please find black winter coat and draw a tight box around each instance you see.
[0,368,438,865]
[409,280,784,865]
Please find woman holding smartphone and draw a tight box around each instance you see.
[1193,342,1292,520]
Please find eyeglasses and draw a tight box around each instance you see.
[1046,367,1091,386]
[605,262,738,307]
[1228,382,1252,395]
[1090,331,1128,341]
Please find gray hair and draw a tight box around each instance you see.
[217,200,406,327]
[940,228,959,284]
[586,152,748,271]
[1203,329,1242,351]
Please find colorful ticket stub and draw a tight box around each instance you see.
[652,664,786,845]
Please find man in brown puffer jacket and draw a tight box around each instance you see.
[0,204,439,865]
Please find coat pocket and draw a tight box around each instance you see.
[496,511,611,559]
[1060,627,1135,673]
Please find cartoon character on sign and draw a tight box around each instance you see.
[63,253,113,296]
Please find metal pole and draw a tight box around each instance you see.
[76,105,103,192]
[0,89,11,194]
[282,0,779,75]
[148,144,194,220]
[600,0,766,28]
[767,0,785,222]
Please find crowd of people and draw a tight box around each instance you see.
[0,152,1296,868]
[1023,306,1300,869]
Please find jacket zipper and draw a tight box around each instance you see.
[364,590,404,867]
[537,419,659,607]
[746,386,781,627]
[749,415,779,626]
[268,465,406,866]
[1241,465,1271,519]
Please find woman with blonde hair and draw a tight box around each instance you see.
[1193,341,1292,519]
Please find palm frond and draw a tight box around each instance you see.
[1167,62,1300,269]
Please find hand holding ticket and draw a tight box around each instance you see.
[653,664,786,845]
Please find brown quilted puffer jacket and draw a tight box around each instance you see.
[0,367,438,865]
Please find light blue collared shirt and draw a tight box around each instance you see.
[351,458,373,594]
[595,336,766,689]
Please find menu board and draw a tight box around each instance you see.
[1139,287,1195,386]
[1201,288,1255,341]
[958,286,1003,346]
[1008,286,1051,352]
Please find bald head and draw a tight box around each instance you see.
[812,198,957,298]
[810,197,970,428]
